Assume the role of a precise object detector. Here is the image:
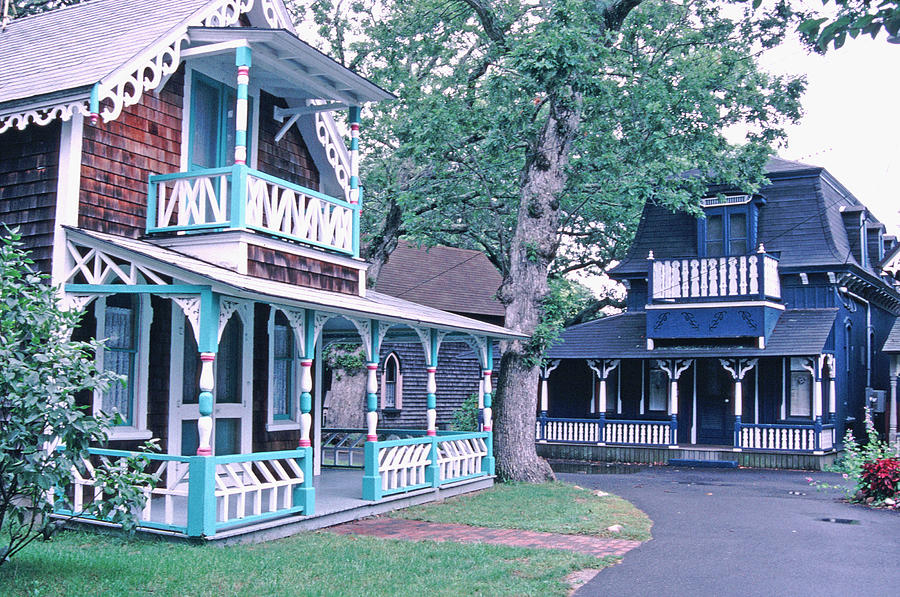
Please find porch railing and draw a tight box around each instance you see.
[321,428,432,468]
[736,422,835,452]
[55,447,314,538]
[535,416,836,453]
[649,253,780,303]
[362,431,492,501]
[536,416,675,446]
[147,165,360,257]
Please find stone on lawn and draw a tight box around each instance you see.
[606,524,624,533]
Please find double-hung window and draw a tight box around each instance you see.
[787,358,813,419]
[267,309,300,431]
[94,294,152,440]
[699,195,757,257]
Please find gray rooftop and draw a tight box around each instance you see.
[546,309,838,359]
[0,0,210,107]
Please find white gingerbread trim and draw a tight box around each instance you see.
[218,298,253,341]
[719,357,758,381]
[172,295,202,344]
[0,99,90,135]
[64,240,170,286]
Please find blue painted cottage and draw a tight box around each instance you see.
[0,0,517,540]
[537,158,900,469]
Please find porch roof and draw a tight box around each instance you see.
[65,227,524,340]
[882,318,900,353]
[546,308,838,359]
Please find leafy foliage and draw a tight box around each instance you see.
[859,457,900,501]
[0,231,157,566]
[323,342,367,379]
[4,0,85,20]
[527,277,594,367]
[451,393,481,432]
[793,0,900,51]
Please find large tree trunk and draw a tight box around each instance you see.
[494,96,582,482]
[324,368,367,428]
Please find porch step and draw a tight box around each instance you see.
[668,458,738,468]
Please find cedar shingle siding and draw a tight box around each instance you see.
[79,69,184,238]
[257,92,320,191]
[0,121,60,274]
[246,245,359,294]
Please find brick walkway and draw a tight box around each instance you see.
[327,518,642,558]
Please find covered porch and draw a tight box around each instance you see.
[54,228,512,539]
[536,310,843,469]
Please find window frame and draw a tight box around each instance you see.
[697,197,759,258]
[183,66,259,172]
[785,357,814,420]
[266,307,301,432]
[381,352,403,410]
[92,294,152,440]
[646,366,669,414]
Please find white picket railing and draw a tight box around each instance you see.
[147,165,358,256]
[538,419,602,443]
[437,436,488,481]
[737,424,834,452]
[650,254,780,301]
[68,454,190,531]
[377,441,432,493]
[604,421,672,445]
[245,172,354,253]
[214,456,305,526]
[152,168,231,229]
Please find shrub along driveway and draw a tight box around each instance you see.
[562,467,900,597]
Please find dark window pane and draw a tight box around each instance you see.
[707,215,723,240]
[182,318,200,405]
[648,369,668,411]
[217,317,242,404]
[191,79,220,169]
[729,239,748,255]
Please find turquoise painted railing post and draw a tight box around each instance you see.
[186,456,217,538]
[293,447,316,515]
[231,164,248,228]
[425,436,440,488]
[481,431,495,476]
[362,441,382,501]
[146,177,157,235]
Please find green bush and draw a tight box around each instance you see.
[451,394,481,431]
[0,230,158,567]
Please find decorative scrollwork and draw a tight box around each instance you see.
[0,100,90,134]
[739,310,758,329]
[681,312,699,329]
[709,311,725,330]
[653,312,669,330]
[315,111,351,202]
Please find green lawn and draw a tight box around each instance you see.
[393,481,652,541]
[1,482,650,596]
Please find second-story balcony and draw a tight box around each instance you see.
[649,252,781,304]
[147,165,360,258]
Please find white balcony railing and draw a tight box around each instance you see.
[148,165,359,257]
[649,253,780,302]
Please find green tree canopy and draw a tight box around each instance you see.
[298,0,804,481]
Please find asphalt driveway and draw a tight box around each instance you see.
[560,466,900,597]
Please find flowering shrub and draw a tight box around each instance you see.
[859,458,900,501]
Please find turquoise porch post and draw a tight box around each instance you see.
[186,455,217,537]
[196,290,219,456]
[233,46,252,166]
[426,329,439,436]
[293,309,317,514]
[482,341,495,476]
[362,320,382,499]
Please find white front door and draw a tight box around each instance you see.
[168,303,253,456]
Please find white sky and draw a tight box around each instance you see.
[759,33,900,234]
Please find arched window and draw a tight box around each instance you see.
[382,352,402,409]
[845,321,852,374]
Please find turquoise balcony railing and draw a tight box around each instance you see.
[147,165,360,257]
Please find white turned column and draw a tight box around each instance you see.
[197,353,215,455]
[814,372,823,420]
[426,366,437,436]
[366,362,378,442]
[599,378,608,413]
[669,378,679,416]
[890,367,898,443]
[482,369,492,432]
[734,378,742,417]
[298,358,313,447]
[540,376,550,412]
